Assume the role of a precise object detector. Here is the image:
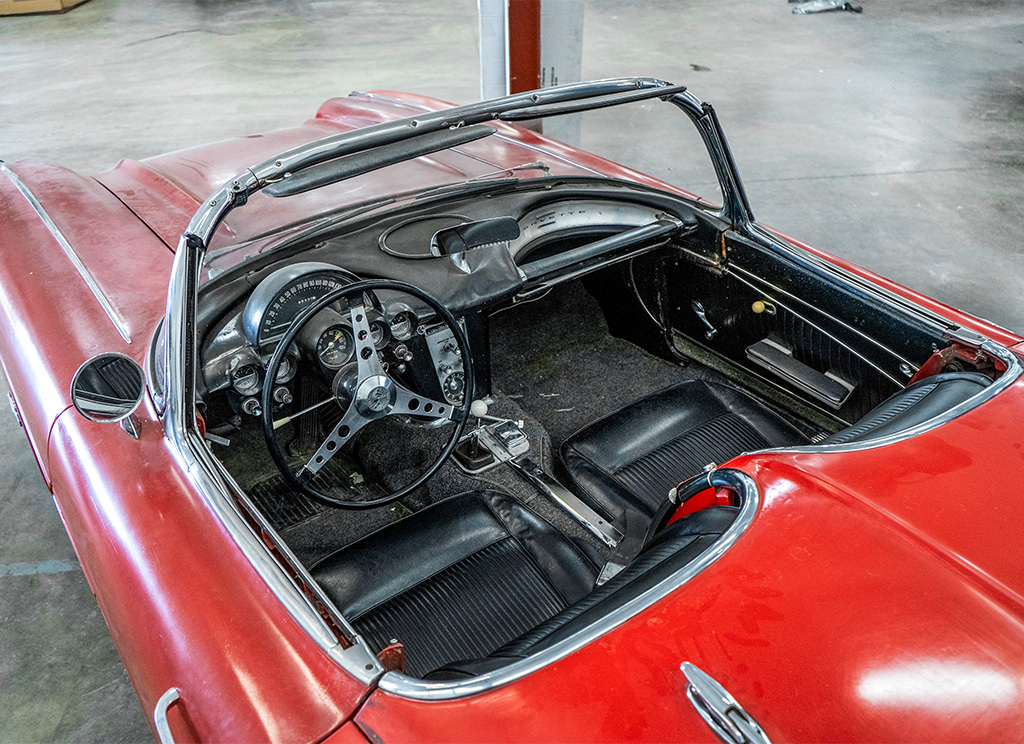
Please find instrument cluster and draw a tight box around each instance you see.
[200,262,457,421]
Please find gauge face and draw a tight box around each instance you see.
[275,354,297,384]
[243,264,355,350]
[317,327,354,369]
[389,311,415,342]
[231,363,262,396]
[369,318,391,349]
[259,276,351,346]
[442,371,466,402]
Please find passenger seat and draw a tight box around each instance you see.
[560,380,809,523]
[560,372,991,528]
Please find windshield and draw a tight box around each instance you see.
[200,90,723,280]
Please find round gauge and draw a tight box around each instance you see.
[243,262,356,349]
[369,318,391,349]
[275,354,297,384]
[317,327,354,369]
[231,363,262,396]
[442,371,466,402]
[389,311,416,342]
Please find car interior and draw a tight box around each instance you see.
[193,174,1001,680]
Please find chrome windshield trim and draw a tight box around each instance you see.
[0,161,132,344]
[377,469,759,700]
[753,340,1021,455]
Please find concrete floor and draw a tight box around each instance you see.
[0,0,1021,740]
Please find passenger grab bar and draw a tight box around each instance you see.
[517,215,695,282]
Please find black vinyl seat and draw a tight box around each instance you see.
[426,504,738,680]
[560,380,809,523]
[310,490,602,678]
[560,372,991,530]
[312,489,739,680]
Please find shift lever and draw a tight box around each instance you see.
[453,399,498,471]
[469,399,488,458]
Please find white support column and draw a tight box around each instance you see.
[539,0,584,144]
[478,0,510,100]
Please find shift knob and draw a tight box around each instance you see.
[470,399,488,419]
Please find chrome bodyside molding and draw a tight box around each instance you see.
[377,470,760,700]
[0,161,132,344]
[153,687,181,744]
[754,341,1021,455]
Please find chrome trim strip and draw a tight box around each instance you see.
[153,687,180,744]
[377,469,760,700]
[0,161,132,344]
[754,340,1021,455]
[162,235,382,686]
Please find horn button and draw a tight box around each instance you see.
[356,375,396,418]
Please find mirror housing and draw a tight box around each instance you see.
[71,353,145,423]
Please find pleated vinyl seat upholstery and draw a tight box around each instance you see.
[560,380,809,523]
[310,490,601,678]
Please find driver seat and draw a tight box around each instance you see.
[309,490,603,678]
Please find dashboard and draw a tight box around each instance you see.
[195,185,708,430]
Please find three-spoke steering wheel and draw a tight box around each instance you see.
[261,279,473,508]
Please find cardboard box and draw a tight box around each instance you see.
[0,0,91,16]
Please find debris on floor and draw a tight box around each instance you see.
[791,0,863,14]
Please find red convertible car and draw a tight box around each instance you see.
[1,77,1022,742]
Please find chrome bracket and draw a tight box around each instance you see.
[681,662,772,744]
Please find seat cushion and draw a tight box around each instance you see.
[426,505,740,680]
[309,490,600,677]
[561,380,809,522]
[820,371,990,445]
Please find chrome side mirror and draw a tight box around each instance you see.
[71,353,145,423]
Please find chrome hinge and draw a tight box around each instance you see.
[681,662,772,744]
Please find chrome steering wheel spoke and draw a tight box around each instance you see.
[300,404,372,477]
[261,279,473,509]
[392,383,457,422]
[348,302,386,381]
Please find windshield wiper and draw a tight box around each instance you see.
[464,160,551,182]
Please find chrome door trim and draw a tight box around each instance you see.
[377,469,759,700]
[0,161,132,344]
[727,263,920,377]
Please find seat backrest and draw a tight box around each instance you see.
[821,371,990,446]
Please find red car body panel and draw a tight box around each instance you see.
[357,378,1024,742]
[1,87,1022,741]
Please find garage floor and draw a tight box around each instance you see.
[1,0,1022,740]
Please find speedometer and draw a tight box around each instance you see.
[242,262,355,350]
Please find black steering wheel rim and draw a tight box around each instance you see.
[261,279,473,509]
